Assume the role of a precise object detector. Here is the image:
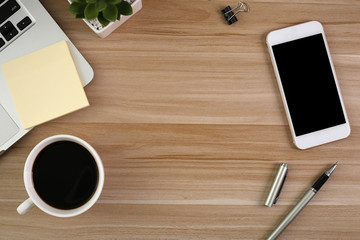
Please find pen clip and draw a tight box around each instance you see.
[273,167,288,205]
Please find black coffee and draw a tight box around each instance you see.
[32,141,99,210]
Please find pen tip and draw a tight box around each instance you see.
[325,162,338,177]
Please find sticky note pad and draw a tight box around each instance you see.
[1,41,89,129]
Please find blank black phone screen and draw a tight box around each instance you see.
[272,33,346,136]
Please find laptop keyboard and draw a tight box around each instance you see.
[0,0,35,52]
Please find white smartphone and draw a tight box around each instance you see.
[266,21,350,149]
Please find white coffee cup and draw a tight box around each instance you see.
[17,135,104,217]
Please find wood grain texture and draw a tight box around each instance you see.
[1,0,360,239]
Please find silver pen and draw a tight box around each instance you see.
[267,162,338,240]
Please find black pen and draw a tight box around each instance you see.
[267,162,338,240]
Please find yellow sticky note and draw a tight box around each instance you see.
[1,41,89,129]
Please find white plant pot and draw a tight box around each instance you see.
[68,0,142,38]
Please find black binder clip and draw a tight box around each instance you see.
[221,1,250,25]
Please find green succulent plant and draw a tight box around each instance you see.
[69,0,133,27]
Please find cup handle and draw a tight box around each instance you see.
[17,198,35,215]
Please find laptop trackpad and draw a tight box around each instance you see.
[0,104,20,147]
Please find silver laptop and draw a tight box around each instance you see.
[0,0,94,154]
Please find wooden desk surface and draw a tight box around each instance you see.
[1,0,360,239]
